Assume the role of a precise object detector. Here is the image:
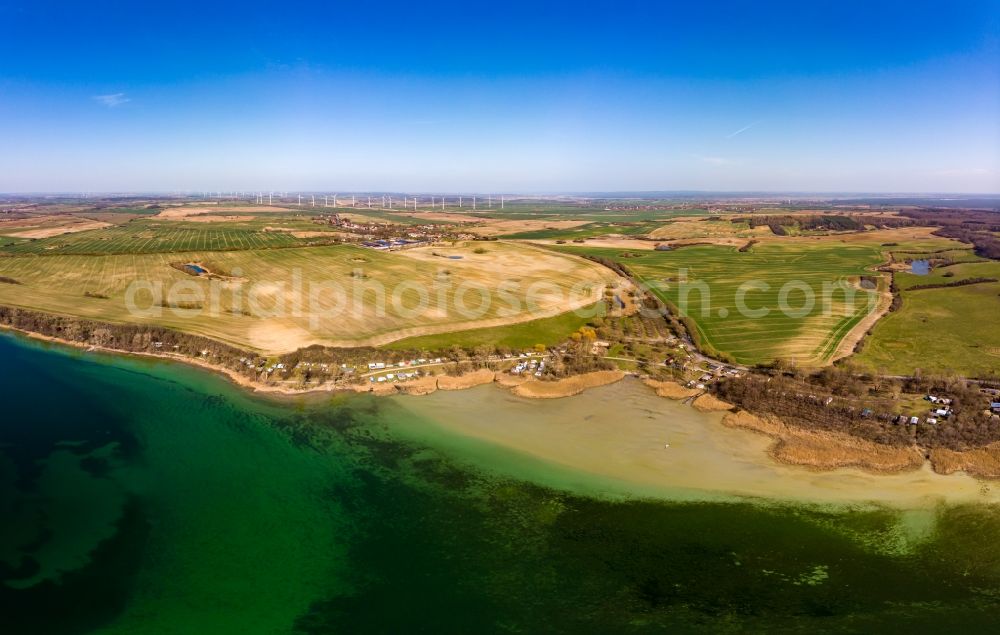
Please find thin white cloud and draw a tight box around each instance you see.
[697,155,733,166]
[93,93,130,107]
[726,120,761,138]
[933,168,990,177]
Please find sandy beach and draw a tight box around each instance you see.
[643,379,700,399]
[510,370,625,398]
[437,368,496,390]
[690,393,733,412]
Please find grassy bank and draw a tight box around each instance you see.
[384,303,602,350]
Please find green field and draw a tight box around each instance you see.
[0,219,320,255]
[856,260,1000,377]
[384,304,600,351]
[502,221,663,240]
[93,206,163,215]
[894,259,997,290]
[890,246,985,265]
[555,242,886,366]
[345,208,451,225]
[434,206,709,223]
[499,212,789,242]
[537,208,709,223]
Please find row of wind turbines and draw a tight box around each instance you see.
[205,191,506,210]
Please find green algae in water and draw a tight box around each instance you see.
[1,332,1000,633]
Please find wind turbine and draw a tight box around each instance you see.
[298,194,302,206]
[311,195,315,207]
[473,196,476,211]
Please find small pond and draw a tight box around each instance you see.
[911,259,930,275]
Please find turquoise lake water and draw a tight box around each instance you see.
[1,332,1000,633]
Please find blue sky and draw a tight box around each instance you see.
[1,0,998,193]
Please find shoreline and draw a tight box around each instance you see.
[5,323,999,481]
[645,377,1000,479]
[0,323,621,401]
[0,323,324,399]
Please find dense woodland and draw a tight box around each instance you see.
[737,209,1000,260]
[741,214,915,233]
[713,366,1000,451]
[898,208,1000,259]
[932,226,1000,260]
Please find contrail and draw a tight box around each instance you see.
[726,120,761,138]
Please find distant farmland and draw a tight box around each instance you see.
[0,219,313,255]
[555,242,886,366]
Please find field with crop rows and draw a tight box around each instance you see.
[0,219,311,255]
[556,242,886,366]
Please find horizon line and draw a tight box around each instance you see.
[2,190,999,198]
